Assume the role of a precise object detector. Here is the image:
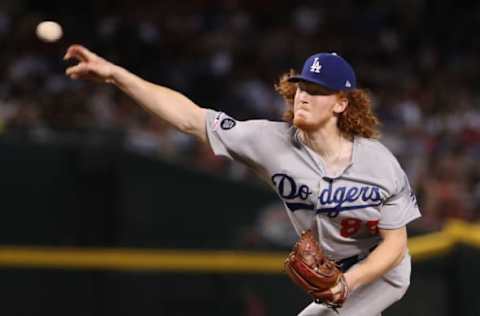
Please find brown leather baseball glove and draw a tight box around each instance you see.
[284,229,350,310]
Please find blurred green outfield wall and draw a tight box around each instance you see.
[0,138,277,248]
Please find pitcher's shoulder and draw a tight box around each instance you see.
[354,137,408,193]
[264,120,291,131]
[256,120,292,140]
[355,137,399,162]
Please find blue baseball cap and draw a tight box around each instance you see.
[288,53,357,91]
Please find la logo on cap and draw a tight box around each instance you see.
[345,80,352,88]
[310,57,322,73]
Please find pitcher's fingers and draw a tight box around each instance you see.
[65,64,80,76]
[64,45,97,62]
[64,45,89,61]
[65,63,90,77]
[64,45,82,61]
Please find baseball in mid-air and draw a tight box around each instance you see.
[36,21,63,43]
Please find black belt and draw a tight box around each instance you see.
[336,254,362,272]
[336,245,378,273]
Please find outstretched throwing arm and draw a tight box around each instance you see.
[64,44,207,142]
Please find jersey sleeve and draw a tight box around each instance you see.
[205,109,270,167]
[378,170,421,229]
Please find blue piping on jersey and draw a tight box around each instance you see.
[284,202,315,212]
[285,201,383,218]
[316,202,383,217]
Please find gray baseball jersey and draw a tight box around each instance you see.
[205,109,421,290]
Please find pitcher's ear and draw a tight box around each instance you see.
[333,96,348,114]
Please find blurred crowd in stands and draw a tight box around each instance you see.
[1,0,479,232]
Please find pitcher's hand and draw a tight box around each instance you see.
[64,44,116,83]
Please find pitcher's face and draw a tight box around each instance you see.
[293,82,348,131]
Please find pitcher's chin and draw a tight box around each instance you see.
[293,115,314,132]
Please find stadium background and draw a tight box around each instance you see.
[0,0,479,315]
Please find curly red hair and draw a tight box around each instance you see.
[275,70,380,139]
